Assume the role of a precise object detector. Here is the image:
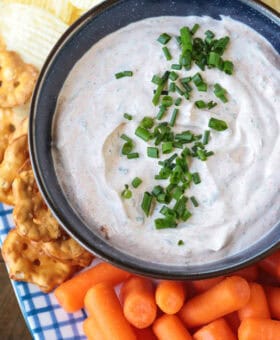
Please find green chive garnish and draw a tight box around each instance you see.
[121,185,132,199]
[202,130,210,145]
[214,83,228,103]
[175,98,182,106]
[157,105,167,120]
[132,177,142,188]
[197,82,207,92]
[208,117,228,131]
[169,82,176,92]
[127,152,139,159]
[182,210,192,221]
[191,196,199,207]
[123,113,132,120]
[147,147,159,158]
[208,51,221,67]
[135,126,151,141]
[175,85,184,96]
[141,192,153,216]
[140,117,154,129]
[162,46,172,60]
[192,72,203,86]
[207,101,217,109]
[223,60,234,75]
[191,23,200,35]
[192,172,201,184]
[152,71,169,106]
[157,33,172,45]
[162,141,173,154]
[170,108,179,127]
[120,134,132,142]
[169,71,179,81]
[161,95,173,107]
[171,64,182,70]
[152,75,162,85]
[178,240,185,246]
[155,217,177,229]
[121,141,133,155]
[195,100,207,109]
[115,71,133,79]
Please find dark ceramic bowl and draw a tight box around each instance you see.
[29,0,280,279]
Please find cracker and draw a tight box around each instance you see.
[1,229,77,292]
[0,134,29,205]
[42,235,93,267]
[13,170,62,241]
[0,108,16,162]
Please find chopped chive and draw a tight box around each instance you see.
[191,23,200,35]
[169,71,179,81]
[181,77,192,84]
[195,100,207,109]
[181,81,192,92]
[157,105,167,120]
[174,196,188,218]
[197,82,207,92]
[175,85,184,96]
[140,117,154,129]
[121,141,133,155]
[208,101,217,109]
[170,108,179,127]
[173,186,184,200]
[155,167,171,180]
[208,51,221,67]
[152,185,164,197]
[127,152,139,159]
[141,192,153,216]
[162,141,173,154]
[115,70,133,79]
[169,82,176,92]
[184,92,190,100]
[161,95,173,107]
[223,60,234,75]
[120,134,132,142]
[160,205,176,218]
[197,149,207,161]
[171,64,182,70]
[152,75,162,85]
[190,196,199,207]
[208,117,228,131]
[182,209,192,221]
[206,151,215,157]
[177,240,185,245]
[162,46,172,60]
[192,172,201,184]
[175,131,194,142]
[155,217,177,229]
[179,51,192,69]
[157,33,172,45]
[135,126,151,141]
[192,72,203,86]
[213,36,230,55]
[152,71,170,106]
[214,83,228,102]
[147,147,159,158]
[202,130,210,145]
[205,30,215,39]
[123,113,132,120]
[121,185,132,199]
[132,177,142,188]
[180,26,192,53]
[175,97,182,106]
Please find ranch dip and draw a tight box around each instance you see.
[52,16,280,265]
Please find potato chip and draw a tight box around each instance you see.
[70,0,104,11]
[2,229,77,292]
[0,3,68,68]
[0,108,16,162]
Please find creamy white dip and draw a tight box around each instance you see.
[52,16,280,265]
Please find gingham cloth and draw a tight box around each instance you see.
[0,202,87,340]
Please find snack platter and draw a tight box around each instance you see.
[0,202,88,339]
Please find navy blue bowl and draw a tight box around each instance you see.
[29,0,280,279]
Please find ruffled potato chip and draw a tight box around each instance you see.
[0,3,68,68]
[70,0,104,11]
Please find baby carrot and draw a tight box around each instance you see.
[83,318,106,340]
[191,277,224,293]
[193,318,237,340]
[155,281,186,314]
[153,314,192,340]
[238,282,270,320]
[265,286,280,320]
[120,277,157,329]
[238,318,280,340]
[179,276,250,328]
[133,327,157,340]
[231,265,259,281]
[259,250,280,280]
[84,282,136,340]
[54,262,130,312]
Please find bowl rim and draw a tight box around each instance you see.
[29,0,280,279]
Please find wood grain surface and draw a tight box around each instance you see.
[0,1,278,339]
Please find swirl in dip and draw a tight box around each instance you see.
[52,16,280,265]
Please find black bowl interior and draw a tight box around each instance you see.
[29,0,280,279]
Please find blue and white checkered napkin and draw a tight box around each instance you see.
[0,202,88,340]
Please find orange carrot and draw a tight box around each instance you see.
[120,276,157,329]
[231,265,259,281]
[155,281,186,314]
[153,314,192,340]
[191,277,224,293]
[84,282,136,340]
[238,318,280,340]
[133,327,157,340]
[265,286,280,320]
[238,282,270,320]
[54,262,130,312]
[179,276,250,328]
[258,250,280,280]
[83,318,106,340]
[225,312,240,333]
[193,318,237,340]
